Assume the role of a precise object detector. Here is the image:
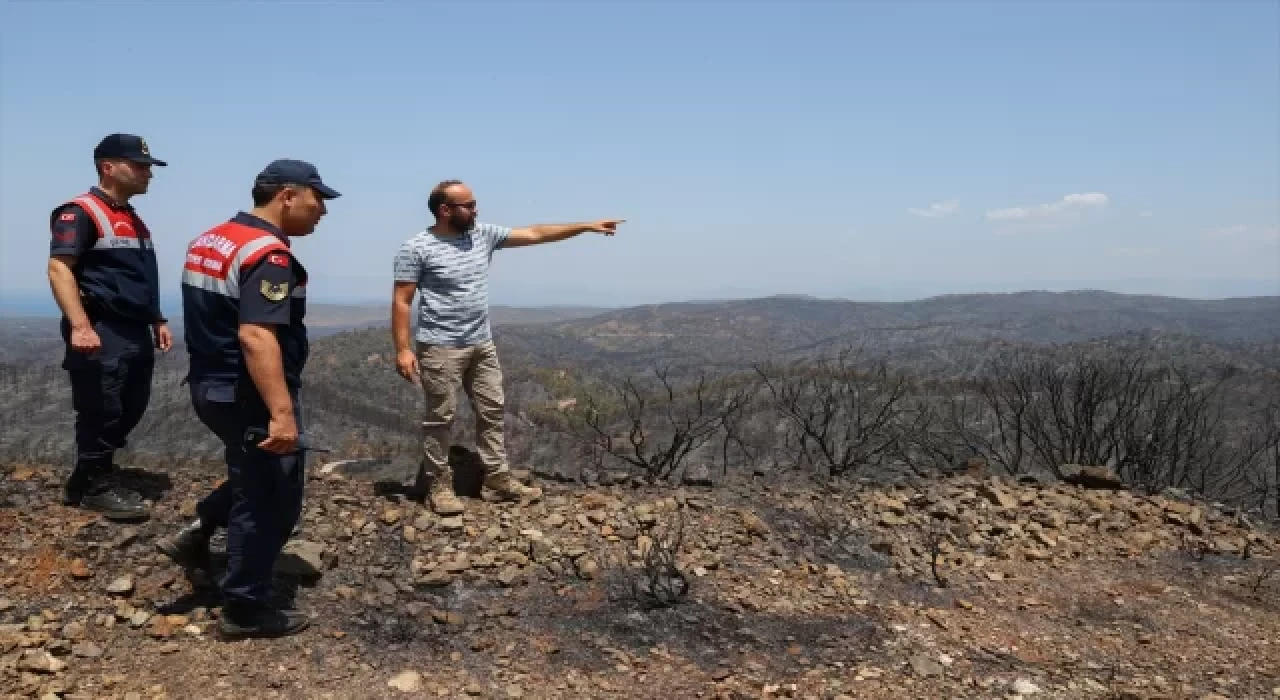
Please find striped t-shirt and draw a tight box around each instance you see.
[392,222,510,347]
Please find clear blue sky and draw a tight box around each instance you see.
[1,0,1277,313]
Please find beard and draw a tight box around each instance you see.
[449,214,476,233]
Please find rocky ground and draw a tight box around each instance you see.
[2,458,1279,700]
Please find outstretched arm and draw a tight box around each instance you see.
[502,219,625,248]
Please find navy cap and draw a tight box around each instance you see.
[254,159,341,199]
[93,133,166,166]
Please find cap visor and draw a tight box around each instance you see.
[130,156,167,166]
[313,182,341,199]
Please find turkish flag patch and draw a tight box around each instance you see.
[59,212,77,222]
[266,253,289,268]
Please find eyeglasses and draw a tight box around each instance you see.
[447,200,477,210]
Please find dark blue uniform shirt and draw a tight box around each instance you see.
[182,212,309,389]
[49,187,164,324]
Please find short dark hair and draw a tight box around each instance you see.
[427,180,464,219]
[251,183,285,207]
[251,182,311,207]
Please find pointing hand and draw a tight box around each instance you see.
[589,219,625,236]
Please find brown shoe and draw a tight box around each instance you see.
[429,469,465,516]
[483,471,543,503]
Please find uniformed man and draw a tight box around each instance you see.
[163,159,338,639]
[47,133,172,522]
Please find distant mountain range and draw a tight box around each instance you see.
[3,291,1277,372]
[490,291,1280,374]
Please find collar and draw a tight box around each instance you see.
[231,211,290,246]
[90,186,133,212]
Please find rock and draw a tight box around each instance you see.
[1128,531,1156,548]
[106,576,134,595]
[682,464,713,487]
[909,653,944,677]
[18,650,66,674]
[877,496,908,515]
[387,670,423,693]
[382,508,402,525]
[878,512,908,527]
[72,642,103,658]
[740,511,770,537]
[443,556,471,574]
[979,481,1018,509]
[60,621,86,640]
[417,570,453,588]
[542,514,566,528]
[1061,465,1124,490]
[431,610,463,625]
[576,558,599,580]
[439,516,465,532]
[69,559,91,580]
[1011,678,1041,695]
[278,540,327,577]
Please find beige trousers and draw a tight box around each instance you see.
[417,340,508,481]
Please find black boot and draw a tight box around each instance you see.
[63,466,149,522]
[156,518,214,571]
[218,606,310,641]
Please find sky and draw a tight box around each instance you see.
[1,0,1278,315]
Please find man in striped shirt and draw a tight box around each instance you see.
[391,180,623,515]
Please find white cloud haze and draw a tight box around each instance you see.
[986,192,1110,221]
[1204,225,1280,243]
[908,198,960,218]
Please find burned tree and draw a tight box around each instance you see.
[754,349,910,477]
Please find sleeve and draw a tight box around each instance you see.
[480,222,512,251]
[239,252,295,326]
[49,204,96,257]
[392,239,423,283]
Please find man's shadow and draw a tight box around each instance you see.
[373,446,487,501]
[113,465,175,502]
[155,551,313,615]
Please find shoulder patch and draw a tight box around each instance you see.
[266,252,290,268]
[260,279,290,302]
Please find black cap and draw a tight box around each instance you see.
[93,133,167,166]
[254,159,341,199]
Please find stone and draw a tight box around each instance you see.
[542,514,566,528]
[682,464,714,487]
[69,559,91,580]
[979,481,1018,509]
[431,610,463,625]
[1060,465,1123,490]
[439,516,465,532]
[576,558,599,580]
[496,568,522,588]
[106,576,134,595]
[1011,678,1041,695]
[418,570,453,588]
[18,650,66,674]
[60,621,86,640]
[740,511,770,537]
[909,653,944,677]
[388,670,423,693]
[277,540,326,577]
